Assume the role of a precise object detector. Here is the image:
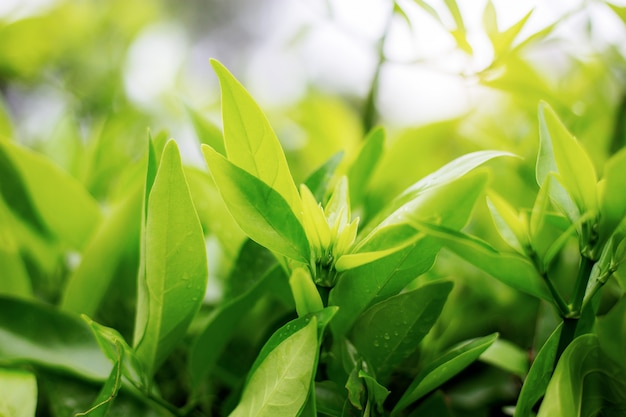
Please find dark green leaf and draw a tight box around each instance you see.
[0,296,110,380]
[392,333,498,414]
[350,281,453,380]
[514,323,562,417]
[537,334,626,417]
[412,221,553,301]
[203,144,310,263]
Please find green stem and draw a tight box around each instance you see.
[541,272,569,317]
[569,255,594,318]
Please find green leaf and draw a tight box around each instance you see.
[83,317,148,391]
[486,191,528,254]
[537,334,626,417]
[0,368,37,417]
[412,221,553,302]
[228,316,320,417]
[330,171,489,336]
[598,148,626,243]
[188,264,284,387]
[350,281,453,381]
[74,347,123,417]
[0,141,102,250]
[347,127,385,208]
[0,296,110,381]
[0,198,32,299]
[203,144,310,263]
[407,391,453,417]
[444,0,472,54]
[392,333,498,415]
[514,323,562,417]
[359,369,390,414]
[290,267,324,317]
[303,152,344,203]
[133,140,208,377]
[210,59,302,218]
[61,185,142,316]
[536,102,597,216]
[185,104,226,155]
[480,338,529,378]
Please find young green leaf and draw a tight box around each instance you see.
[0,141,102,250]
[536,101,597,216]
[228,317,319,417]
[203,144,310,263]
[537,334,626,417]
[290,267,324,317]
[61,185,142,316]
[0,368,37,417]
[392,333,498,415]
[412,220,553,302]
[133,140,208,377]
[486,191,528,254]
[185,104,226,155]
[302,151,344,202]
[330,171,489,336]
[598,147,626,244]
[83,316,148,391]
[210,59,302,218]
[513,323,562,417]
[350,281,453,381]
[0,296,110,381]
[347,127,385,208]
[443,0,473,54]
[74,345,123,417]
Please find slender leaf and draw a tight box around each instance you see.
[61,185,142,316]
[347,127,385,208]
[210,59,302,218]
[185,104,226,155]
[392,333,498,415]
[412,220,553,301]
[74,346,123,417]
[536,101,597,214]
[188,264,284,387]
[0,368,37,417]
[203,144,310,263]
[0,296,110,380]
[331,171,488,336]
[133,140,208,376]
[350,281,453,381]
[514,323,562,417]
[0,198,32,298]
[486,191,528,254]
[537,334,626,417]
[0,141,101,249]
[303,151,344,202]
[480,339,529,378]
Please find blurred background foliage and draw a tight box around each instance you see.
[2,0,626,414]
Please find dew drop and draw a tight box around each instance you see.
[373,340,380,347]
[383,332,391,340]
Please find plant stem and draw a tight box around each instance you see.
[554,255,595,362]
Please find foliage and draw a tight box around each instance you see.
[1,1,626,416]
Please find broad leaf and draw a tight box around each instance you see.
[412,221,553,302]
[61,185,142,316]
[350,281,453,381]
[133,140,208,377]
[536,101,597,215]
[514,323,562,417]
[229,310,336,417]
[537,334,626,417]
[330,171,488,336]
[0,141,102,249]
[211,59,302,218]
[0,368,37,417]
[203,144,310,263]
[0,296,110,380]
[0,198,32,299]
[392,333,498,415]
